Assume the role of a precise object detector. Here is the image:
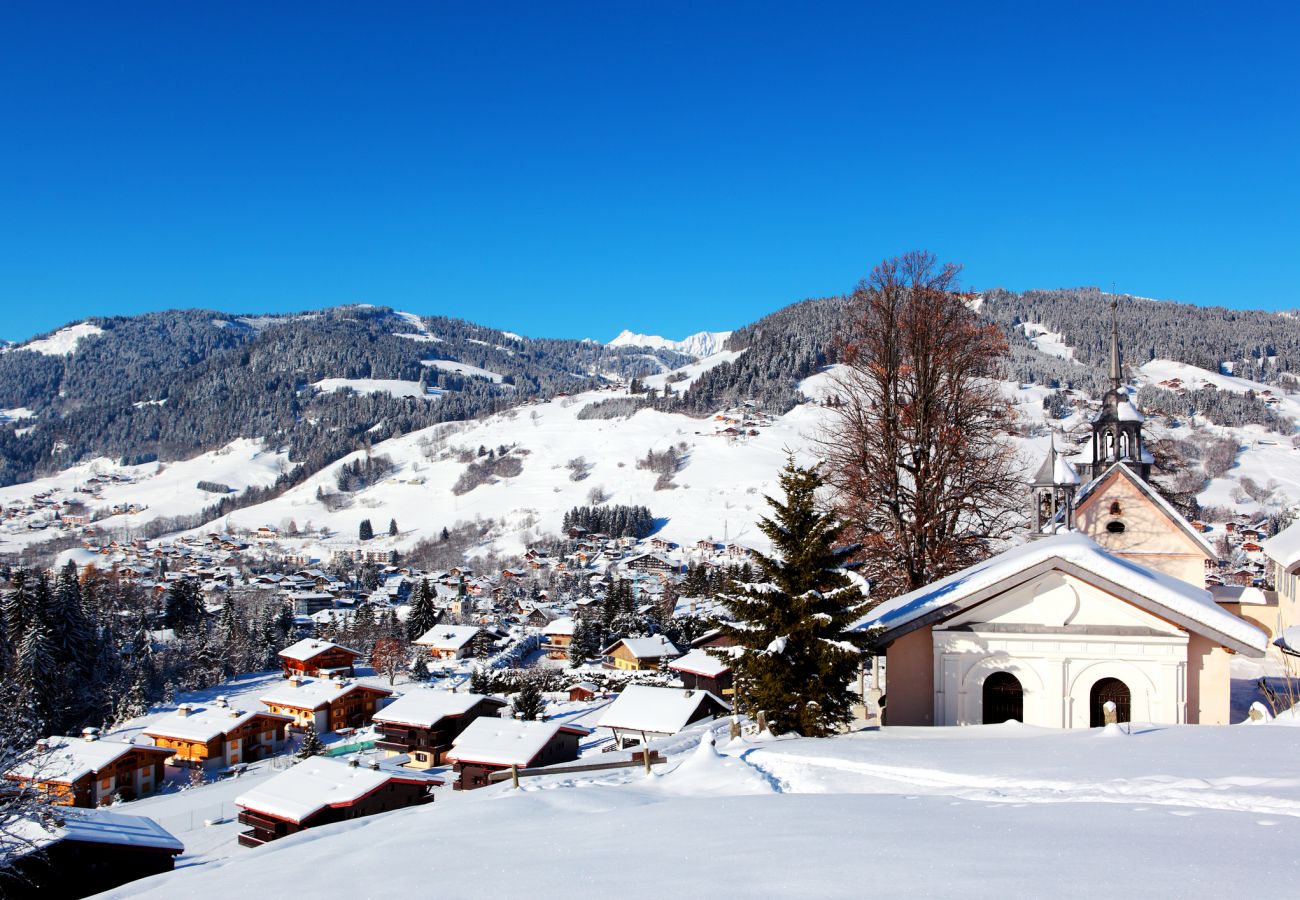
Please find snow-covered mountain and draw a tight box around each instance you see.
[607,329,732,358]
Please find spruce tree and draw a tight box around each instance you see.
[469,666,492,695]
[408,647,432,682]
[297,723,325,759]
[406,579,438,641]
[512,676,545,721]
[388,518,398,536]
[717,457,868,737]
[359,519,374,541]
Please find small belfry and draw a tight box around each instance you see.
[1030,434,1080,537]
[1075,297,1152,482]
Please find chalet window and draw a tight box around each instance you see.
[1109,502,1122,515]
[1106,521,1126,534]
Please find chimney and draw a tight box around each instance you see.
[230,708,244,719]
[81,727,100,742]
[369,761,380,771]
[349,758,359,768]
[215,695,229,708]
[177,704,192,718]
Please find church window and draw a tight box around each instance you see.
[1109,501,1122,515]
[1106,520,1126,534]
[982,672,1023,725]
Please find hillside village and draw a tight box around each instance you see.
[3,310,1300,897]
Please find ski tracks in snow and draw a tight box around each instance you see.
[731,748,1300,819]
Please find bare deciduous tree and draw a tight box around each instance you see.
[818,251,1023,600]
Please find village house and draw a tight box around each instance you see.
[597,685,730,749]
[414,623,492,660]
[7,730,174,807]
[372,690,507,768]
[142,702,292,771]
[278,638,365,678]
[1260,522,1300,644]
[568,681,599,702]
[668,648,734,696]
[235,757,438,848]
[259,677,393,733]
[601,635,680,671]
[854,532,1266,728]
[622,551,680,575]
[543,617,576,658]
[446,718,587,790]
[0,809,183,899]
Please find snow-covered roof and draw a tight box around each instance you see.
[1077,463,1216,557]
[447,718,587,768]
[544,616,576,637]
[1262,521,1300,572]
[602,635,679,659]
[597,685,729,735]
[371,689,505,729]
[10,735,170,784]
[851,532,1265,655]
[60,809,183,853]
[1116,400,1145,423]
[143,706,291,744]
[259,677,391,711]
[668,648,732,678]
[278,638,363,662]
[236,758,428,825]
[1275,626,1300,657]
[413,624,482,651]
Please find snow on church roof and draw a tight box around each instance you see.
[850,532,1265,654]
[1076,463,1214,557]
[447,718,587,768]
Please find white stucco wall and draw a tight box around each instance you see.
[931,571,1190,728]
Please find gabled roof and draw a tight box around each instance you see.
[601,635,679,659]
[59,809,183,853]
[236,758,433,825]
[596,685,729,734]
[1076,463,1215,557]
[143,706,293,744]
[371,689,506,729]
[1262,521,1300,572]
[259,677,392,712]
[10,735,171,784]
[668,648,733,678]
[447,718,588,768]
[413,624,483,651]
[850,532,1265,656]
[278,638,363,662]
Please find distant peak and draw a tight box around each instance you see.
[607,329,732,358]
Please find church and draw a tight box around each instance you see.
[857,305,1267,728]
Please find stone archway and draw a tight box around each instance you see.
[982,672,1023,724]
[1089,677,1131,727]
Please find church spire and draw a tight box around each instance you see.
[1108,296,1121,392]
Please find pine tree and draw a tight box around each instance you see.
[469,666,492,695]
[297,723,325,759]
[512,676,545,721]
[15,617,56,731]
[406,579,439,641]
[717,457,868,737]
[114,669,151,725]
[359,519,374,541]
[388,518,398,536]
[163,580,205,635]
[568,619,589,667]
[408,647,432,682]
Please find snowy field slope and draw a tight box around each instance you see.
[608,329,732,358]
[107,722,1300,899]
[6,321,104,355]
[312,378,432,399]
[422,358,504,383]
[1019,321,1076,361]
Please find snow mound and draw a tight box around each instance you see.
[608,329,732,358]
[657,731,774,796]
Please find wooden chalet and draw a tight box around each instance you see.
[413,623,491,660]
[372,689,507,768]
[0,810,183,899]
[259,677,393,733]
[668,648,734,695]
[7,731,173,807]
[596,685,730,749]
[543,616,576,658]
[568,681,599,701]
[446,718,587,790]
[142,703,291,771]
[278,638,364,678]
[623,552,679,575]
[236,757,438,848]
[601,635,680,671]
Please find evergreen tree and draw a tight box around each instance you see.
[469,666,492,695]
[512,676,545,721]
[114,669,151,725]
[15,617,56,731]
[388,518,398,536]
[408,647,432,682]
[717,457,868,737]
[568,619,590,667]
[297,723,325,759]
[359,519,374,541]
[406,579,439,641]
[163,580,205,635]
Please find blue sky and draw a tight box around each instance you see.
[1,2,1297,343]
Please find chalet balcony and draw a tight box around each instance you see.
[374,738,411,753]
[238,830,268,848]
[237,809,283,831]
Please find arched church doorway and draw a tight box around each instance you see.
[982,672,1023,724]
[1090,677,1131,727]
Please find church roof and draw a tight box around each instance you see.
[850,532,1263,656]
[1262,520,1300,572]
[1033,438,1080,487]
